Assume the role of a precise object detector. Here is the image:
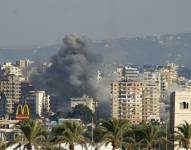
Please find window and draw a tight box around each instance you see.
[180,102,189,110]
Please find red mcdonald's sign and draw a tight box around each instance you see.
[16,104,30,120]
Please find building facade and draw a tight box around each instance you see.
[0,75,22,114]
[159,63,178,101]
[26,91,50,117]
[169,91,191,150]
[124,66,140,80]
[141,72,161,121]
[16,59,29,80]
[70,95,97,112]
[1,62,23,79]
[111,80,143,123]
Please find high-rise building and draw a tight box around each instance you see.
[1,62,24,80]
[141,72,160,121]
[70,95,97,112]
[111,80,143,123]
[26,91,50,117]
[124,66,140,80]
[169,91,191,149]
[116,65,139,80]
[16,59,29,69]
[159,63,178,101]
[16,59,29,80]
[0,75,22,114]
[111,71,161,123]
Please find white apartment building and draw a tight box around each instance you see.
[116,65,139,81]
[116,65,125,77]
[26,91,50,117]
[1,62,23,77]
[16,59,29,80]
[70,95,97,112]
[124,66,140,80]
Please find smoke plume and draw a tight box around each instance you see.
[45,34,102,101]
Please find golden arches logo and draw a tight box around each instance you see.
[16,104,30,120]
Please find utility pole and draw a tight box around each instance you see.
[91,117,94,150]
[166,121,168,150]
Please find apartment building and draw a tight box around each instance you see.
[141,72,161,121]
[159,63,178,101]
[116,65,139,81]
[25,91,50,117]
[111,80,143,123]
[0,75,21,114]
[1,62,24,80]
[124,66,140,80]
[111,70,161,123]
[16,59,30,80]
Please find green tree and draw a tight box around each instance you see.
[137,122,166,150]
[175,121,191,150]
[91,125,105,150]
[51,121,87,150]
[16,119,47,150]
[123,124,141,150]
[98,118,129,150]
[68,104,94,123]
[51,123,66,150]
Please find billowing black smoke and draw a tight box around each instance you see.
[45,34,102,101]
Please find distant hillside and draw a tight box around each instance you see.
[94,32,191,65]
[0,45,60,63]
[1,32,191,65]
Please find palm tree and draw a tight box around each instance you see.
[16,119,47,150]
[51,123,66,150]
[137,122,166,150]
[123,136,139,150]
[0,132,8,150]
[98,118,129,150]
[52,121,87,150]
[123,124,142,150]
[175,121,191,150]
[91,125,105,150]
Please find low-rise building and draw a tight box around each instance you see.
[70,95,97,112]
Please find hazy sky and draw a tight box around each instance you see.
[0,0,191,45]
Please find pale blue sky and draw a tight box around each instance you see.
[0,0,191,45]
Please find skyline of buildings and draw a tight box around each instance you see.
[0,59,50,119]
[1,57,191,149]
[0,59,191,124]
